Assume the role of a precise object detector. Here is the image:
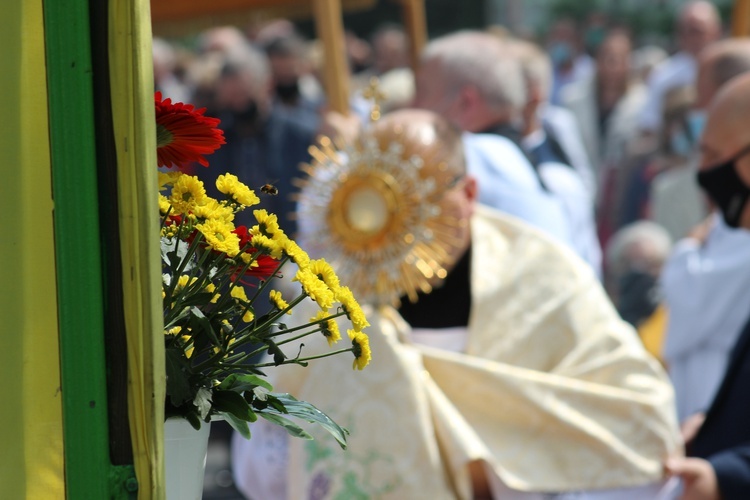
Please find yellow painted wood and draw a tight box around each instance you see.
[313,0,351,114]
[0,0,64,497]
[400,0,428,71]
[109,0,166,496]
[733,0,750,37]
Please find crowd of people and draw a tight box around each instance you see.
[155,2,750,498]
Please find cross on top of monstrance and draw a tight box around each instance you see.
[361,77,387,121]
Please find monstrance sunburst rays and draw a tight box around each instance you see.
[295,125,465,307]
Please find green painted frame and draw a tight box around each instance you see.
[43,0,112,497]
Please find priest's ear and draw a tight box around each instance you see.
[463,175,479,204]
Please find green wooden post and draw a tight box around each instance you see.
[44,0,112,497]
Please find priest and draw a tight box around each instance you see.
[231,109,681,500]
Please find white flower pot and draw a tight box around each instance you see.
[164,417,211,500]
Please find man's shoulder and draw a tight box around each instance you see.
[649,52,695,88]
[270,107,318,141]
[462,133,538,188]
[473,204,582,263]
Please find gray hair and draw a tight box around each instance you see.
[506,38,553,100]
[422,31,526,112]
[605,221,673,280]
[221,43,271,90]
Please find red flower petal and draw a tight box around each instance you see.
[155,91,226,169]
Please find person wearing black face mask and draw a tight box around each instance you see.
[665,73,750,500]
[697,143,750,228]
[263,34,321,131]
[204,45,317,238]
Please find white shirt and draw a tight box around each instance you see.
[540,161,602,278]
[462,132,573,246]
[541,104,597,197]
[662,213,750,421]
[649,163,709,242]
[638,52,696,132]
[521,130,602,277]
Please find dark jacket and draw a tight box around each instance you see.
[200,107,316,237]
[689,313,750,499]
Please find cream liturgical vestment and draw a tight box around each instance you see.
[243,206,681,499]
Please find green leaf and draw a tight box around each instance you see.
[218,373,273,393]
[262,394,288,413]
[179,291,216,308]
[258,412,313,440]
[185,410,202,431]
[165,348,192,406]
[211,390,257,422]
[264,338,287,365]
[221,411,251,439]
[188,307,221,346]
[267,393,349,449]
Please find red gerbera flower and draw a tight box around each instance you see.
[233,226,280,283]
[155,91,226,169]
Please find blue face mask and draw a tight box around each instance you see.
[670,131,694,157]
[549,42,573,66]
[686,110,707,143]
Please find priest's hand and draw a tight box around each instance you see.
[681,412,706,445]
[665,457,720,500]
[317,109,362,144]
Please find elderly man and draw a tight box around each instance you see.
[413,31,585,261]
[232,109,680,499]
[204,43,316,235]
[638,1,721,134]
[660,39,750,426]
[666,72,750,500]
[508,37,602,276]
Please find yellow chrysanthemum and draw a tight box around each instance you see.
[281,238,310,268]
[230,285,248,301]
[193,197,234,224]
[213,334,237,355]
[294,268,335,310]
[217,173,260,207]
[240,253,261,266]
[181,334,195,359]
[164,326,182,336]
[309,259,340,293]
[311,310,341,347]
[253,209,281,238]
[174,275,199,293]
[250,232,284,259]
[197,219,241,257]
[335,286,370,331]
[158,171,182,192]
[269,290,292,314]
[158,194,172,215]
[242,309,255,323]
[204,283,220,303]
[230,285,255,321]
[348,329,371,370]
[169,174,208,214]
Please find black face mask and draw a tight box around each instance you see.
[235,100,260,128]
[275,81,300,103]
[697,144,750,228]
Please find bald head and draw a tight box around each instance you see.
[373,109,466,176]
[372,108,477,260]
[702,73,750,165]
[678,1,721,56]
[699,73,750,228]
[696,39,750,108]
